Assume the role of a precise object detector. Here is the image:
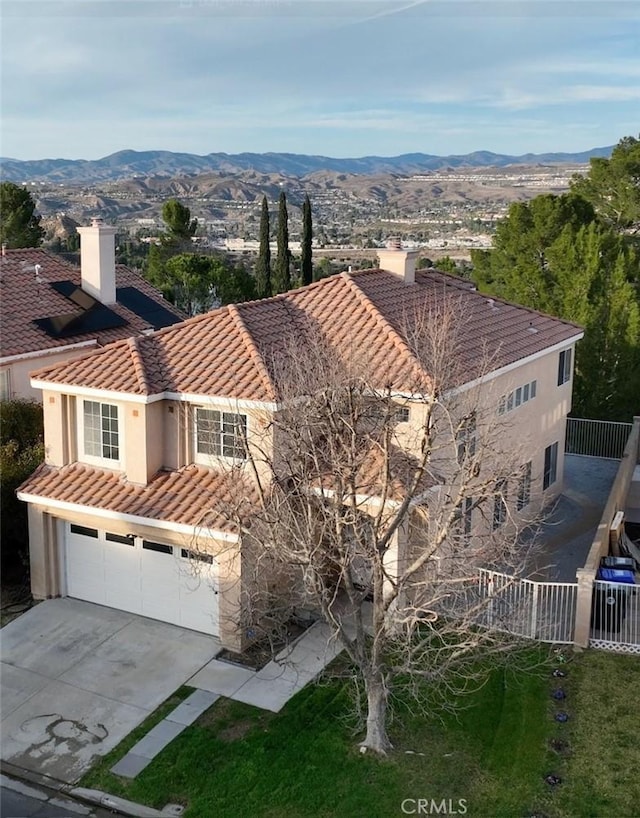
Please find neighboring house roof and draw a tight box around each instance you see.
[19,462,257,534]
[30,268,583,399]
[0,248,185,359]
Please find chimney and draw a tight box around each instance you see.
[376,237,419,284]
[76,217,117,304]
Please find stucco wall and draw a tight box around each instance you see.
[2,346,98,402]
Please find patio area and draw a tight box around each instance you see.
[528,454,620,582]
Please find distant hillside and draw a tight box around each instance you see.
[0,146,613,184]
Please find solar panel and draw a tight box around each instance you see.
[36,280,128,338]
[117,286,182,330]
[34,308,128,338]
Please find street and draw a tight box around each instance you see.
[0,777,123,818]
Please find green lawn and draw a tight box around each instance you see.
[81,649,640,818]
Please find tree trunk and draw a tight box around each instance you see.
[360,674,392,755]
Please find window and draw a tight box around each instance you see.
[516,462,532,511]
[543,442,558,490]
[0,369,11,401]
[455,496,474,536]
[181,548,214,564]
[70,524,98,538]
[195,408,247,460]
[498,380,537,415]
[493,479,508,529]
[558,349,572,386]
[456,412,477,464]
[394,406,410,424]
[83,400,119,461]
[142,540,173,554]
[106,532,134,545]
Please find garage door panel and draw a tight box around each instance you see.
[141,546,180,622]
[66,533,106,605]
[104,541,142,613]
[177,558,218,634]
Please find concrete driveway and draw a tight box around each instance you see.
[1,598,221,784]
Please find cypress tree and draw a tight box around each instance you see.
[301,194,313,286]
[274,191,291,294]
[255,195,271,298]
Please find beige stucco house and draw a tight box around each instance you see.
[17,246,583,651]
[0,219,184,401]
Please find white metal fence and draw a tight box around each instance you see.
[565,417,633,460]
[589,579,640,655]
[477,569,577,644]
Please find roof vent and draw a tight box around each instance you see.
[486,298,499,312]
[527,323,539,334]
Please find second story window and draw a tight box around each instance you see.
[195,408,247,461]
[492,478,508,530]
[456,412,477,464]
[557,348,572,386]
[83,400,119,462]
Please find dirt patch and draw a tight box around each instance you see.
[218,619,312,671]
[218,720,255,742]
[1,584,35,627]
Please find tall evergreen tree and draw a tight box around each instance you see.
[0,182,45,248]
[274,191,291,293]
[255,195,271,298]
[471,193,640,421]
[301,194,313,286]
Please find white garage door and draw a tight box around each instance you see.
[64,524,219,636]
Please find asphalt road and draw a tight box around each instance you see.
[1,786,85,817]
[0,780,123,818]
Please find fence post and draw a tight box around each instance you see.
[530,582,539,639]
[574,567,595,647]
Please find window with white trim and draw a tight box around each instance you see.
[493,479,508,530]
[543,442,558,490]
[454,496,474,536]
[498,380,537,415]
[557,349,572,386]
[456,412,477,464]
[82,400,120,462]
[516,461,532,511]
[195,408,247,461]
[0,368,11,401]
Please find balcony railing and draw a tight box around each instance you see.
[565,417,633,460]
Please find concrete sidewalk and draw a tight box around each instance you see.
[111,621,342,779]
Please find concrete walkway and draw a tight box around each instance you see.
[111,621,342,779]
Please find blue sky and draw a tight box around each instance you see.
[1,0,639,160]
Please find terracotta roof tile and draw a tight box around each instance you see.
[19,462,257,533]
[27,268,583,399]
[0,248,185,359]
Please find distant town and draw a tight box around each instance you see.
[25,162,586,267]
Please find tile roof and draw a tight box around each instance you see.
[0,248,185,359]
[29,268,583,399]
[18,462,257,533]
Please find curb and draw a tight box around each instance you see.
[71,787,183,818]
[0,761,182,818]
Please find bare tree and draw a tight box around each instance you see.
[206,296,540,755]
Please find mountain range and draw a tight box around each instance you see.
[0,147,612,184]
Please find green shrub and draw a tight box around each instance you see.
[1,400,44,581]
